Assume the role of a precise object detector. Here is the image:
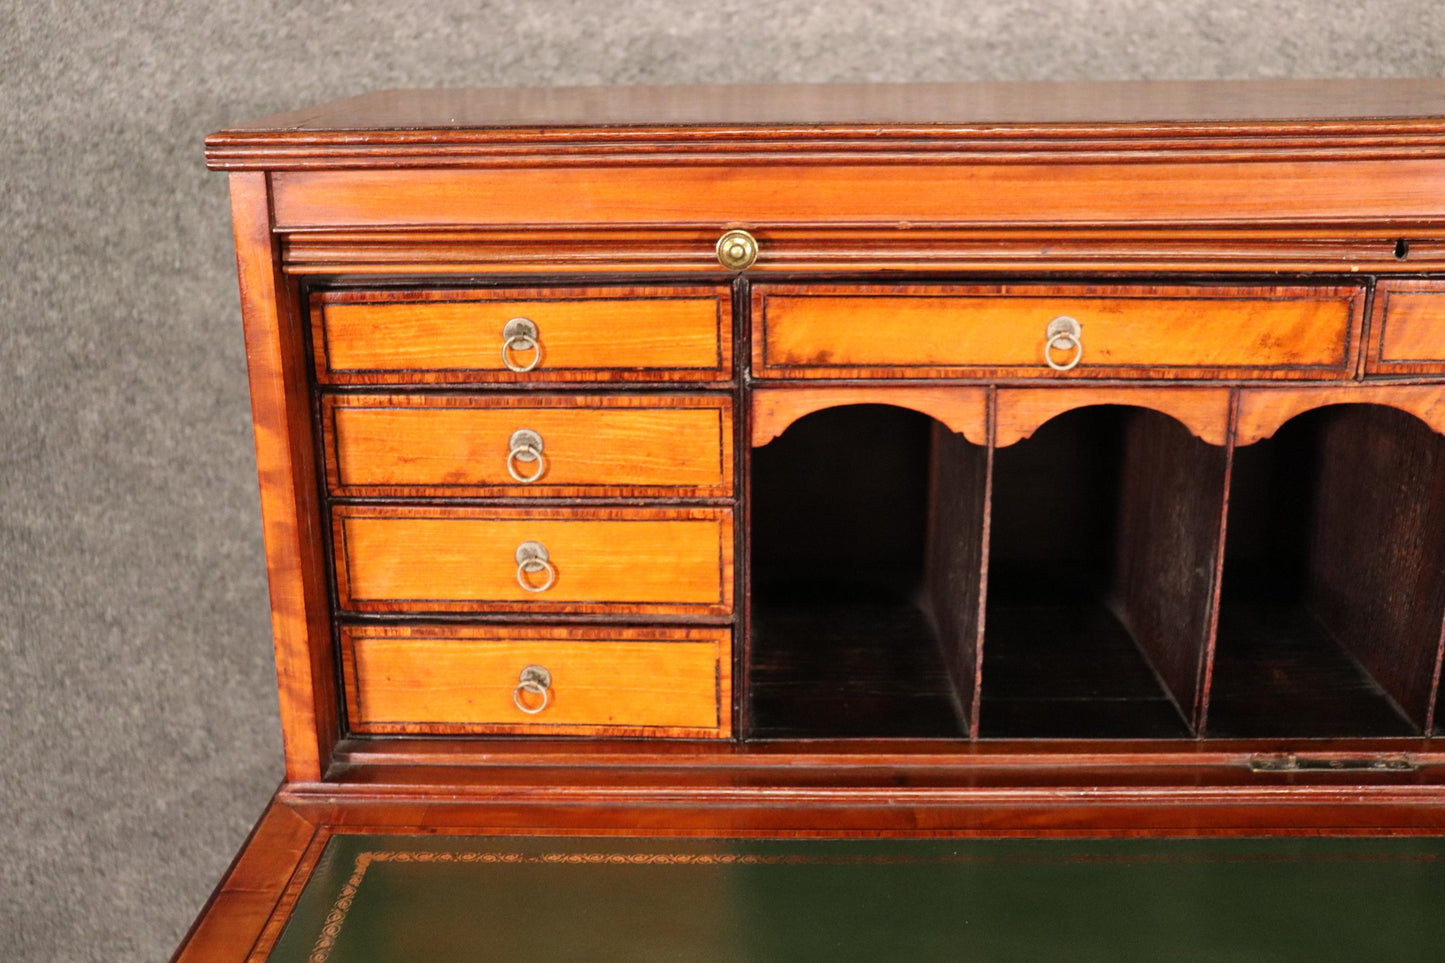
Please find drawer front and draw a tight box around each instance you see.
[342,624,731,737]
[334,506,734,615]
[753,284,1364,380]
[312,285,731,384]
[323,394,734,498]
[1367,281,1445,375]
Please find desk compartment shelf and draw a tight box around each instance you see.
[1209,404,1445,738]
[749,405,969,739]
[746,396,1445,744]
[980,406,1224,739]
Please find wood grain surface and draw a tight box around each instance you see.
[207,80,1445,137]
[342,624,730,737]
[270,161,1445,231]
[227,173,338,781]
[280,226,1445,278]
[751,386,988,447]
[323,393,732,498]
[170,798,317,963]
[1235,384,1445,445]
[995,386,1233,447]
[753,283,1363,380]
[1369,281,1445,375]
[311,285,730,384]
[333,506,734,615]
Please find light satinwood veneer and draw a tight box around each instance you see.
[323,393,733,499]
[311,285,731,384]
[333,505,734,616]
[752,283,1365,380]
[342,624,731,737]
[1368,281,1445,375]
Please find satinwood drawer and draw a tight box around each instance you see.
[752,283,1366,380]
[333,506,734,615]
[311,285,731,384]
[1367,281,1445,375]
[341,624,731,737]
[322,394,733,499]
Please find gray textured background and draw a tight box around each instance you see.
[3,1,1444,959]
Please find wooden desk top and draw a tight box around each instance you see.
[205,79,1445,171]
[218,79,1445,132]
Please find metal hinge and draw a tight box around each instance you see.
[1247,753,1418,773]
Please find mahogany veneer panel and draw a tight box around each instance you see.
[270,162,1445,231]
[752,283,1364,380]
[323,393,733,499]
[341,624,731,738]
[332,505,734,616]
[208,80,1445,135]
[227,174,338,782]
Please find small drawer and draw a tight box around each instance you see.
[341,624,731,737]
[322,394,733,499]
[333,506,734,615]
[312,285,731,384]
[1366,281,1445,376]
[753,283,1365,380]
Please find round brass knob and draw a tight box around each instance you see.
[716,229,759,271]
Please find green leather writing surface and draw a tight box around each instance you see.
[269,834,1445,961]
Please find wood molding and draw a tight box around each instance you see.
[995,387,1234,447]
[269,161,1445,231]
[1235,385,1445,445]
[751,386,989,447]
[282,226,1445,277]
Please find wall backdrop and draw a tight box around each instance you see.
[4,1,1444,958]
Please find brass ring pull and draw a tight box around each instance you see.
[515,540,556,593]
[512,664,552,714]
[1044,316,1083,371]
[506,429,546,484]
[501,317,541,372]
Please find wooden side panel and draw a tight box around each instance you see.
[270,160,1445,228]
[324,394,733,498]
[1112,409,1231,730]
[1306,406,1445,729]
[312,286,731,384]
[753,284,1364,380]
[925,420,992,736]
[333,506,734,615]
[342,625,731,737]
[1368,281,1445,375]
[228,173,336,781]
[170,798,316,963]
